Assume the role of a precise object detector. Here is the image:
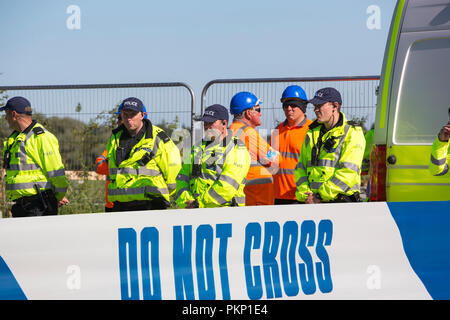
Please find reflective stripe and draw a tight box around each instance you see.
[177,174,190,182]
[54,187,68,193]
[109,167,161,176]
[245,177,273,186]
[310,181,323,189]
[234,122,250,139]
[200,172,218,181]
[218,174,240,190]
[296,176,308,186]
[177,187,190,198]
[281,151,299,160]
[340,162,360,174]
[278,168,295,175]
[317,159,337,168]
[8,163,41,171]
[330,176,351,192]
[109,186,169,196]
[6,181,52,190]
[47,169,66,177]
[208,187,228,205]
[430,154,447,166]
[295,161,306,171]
[435,164,449,176]
[167,183,177,190]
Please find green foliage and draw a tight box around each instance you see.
[58,180,106,215]
[350,116,369,133]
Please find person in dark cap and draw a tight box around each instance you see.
[175,104,250,208]
[1,96,69,217]
[105,97,182,211]
[294,87,366,204]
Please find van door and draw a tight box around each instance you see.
[386,33,450,201]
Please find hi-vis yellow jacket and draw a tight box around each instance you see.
[175,131,250,208]
[2,121,68,201]
[106,120,182,204]
[429,136,449,176]
[294,113,365,202]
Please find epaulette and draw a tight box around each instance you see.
[156,130,170,143]
[32,127,45,135]
[347,121,361,127]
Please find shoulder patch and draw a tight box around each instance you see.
[156,130,171,143]
[32,127,45,135]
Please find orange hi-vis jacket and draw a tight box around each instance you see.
[95,149,114,209]
[271,117,312,200]
[229,120,279,205]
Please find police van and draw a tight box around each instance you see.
[370,0,450,202]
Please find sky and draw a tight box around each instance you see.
[0,0,397,96]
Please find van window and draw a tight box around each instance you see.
[394,37,450,144]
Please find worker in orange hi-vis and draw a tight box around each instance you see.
[229,91,280,206]
[95,104,148,211]
[270,85,312,205]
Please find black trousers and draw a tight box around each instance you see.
[112,198,169,212]
[274,198,301,205]
[11,191,58,218]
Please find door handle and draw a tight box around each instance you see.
[387,155,396,165]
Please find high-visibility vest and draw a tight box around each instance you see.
[2,121,68,201]
[95,149,114,209]
[294,113,365,202]
[175,131,250,208]
[229,120,278,186]
[271,117,312,200]
[106,120,182,203]
[429,136,449,176]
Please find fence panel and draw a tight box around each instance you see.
[200,76,380,138]
[0,82,195,170]
[0,83,195,215]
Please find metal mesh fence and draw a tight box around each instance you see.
[201,76,380,138]
[0,83,195,171]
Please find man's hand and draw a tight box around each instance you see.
[185,200,196,208]
[58,197,70,207]
[438,122,450,142]
[305,192,321,204]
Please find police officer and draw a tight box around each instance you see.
[106,97,182,211]
[294,88,365,203]
[95,103,148,212]
[1,97,69,217]
[175,104,250,208]
[429,110,450,176]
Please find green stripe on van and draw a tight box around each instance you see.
[380,0,405,129]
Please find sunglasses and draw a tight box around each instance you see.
[251,106,261,113]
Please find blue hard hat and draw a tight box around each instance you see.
[280,85,308,102]
[116,102,148,119]
[230,91,261,115]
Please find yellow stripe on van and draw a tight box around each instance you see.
[380,0,406,129]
